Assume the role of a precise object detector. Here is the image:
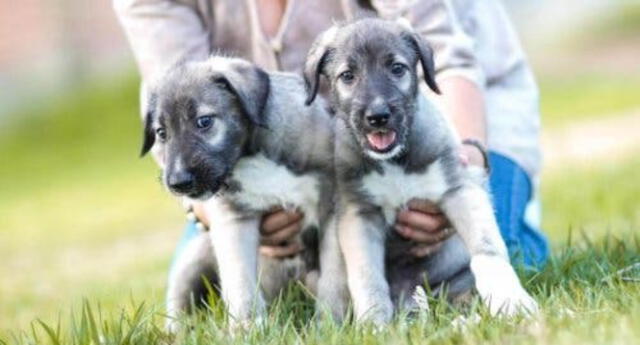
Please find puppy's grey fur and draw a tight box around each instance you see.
[142,57,335,329]
[305,19,537,324]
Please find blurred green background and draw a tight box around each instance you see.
[1,1,639,340]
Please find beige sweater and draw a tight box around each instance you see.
[114,0,541,177]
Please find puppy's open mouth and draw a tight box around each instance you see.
[366,130,397,152]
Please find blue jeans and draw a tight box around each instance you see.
[488,152,549,268]
[171,152,549,271]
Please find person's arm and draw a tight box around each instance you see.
[113,0,211,82]
[437,77,488,166]
[192,203,305,257]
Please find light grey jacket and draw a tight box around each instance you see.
[113,0,541,178]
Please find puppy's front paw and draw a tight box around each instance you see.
[356,298,394,326]
[228,314,266,333]
[470,255,538,317]
[316,275,350,323]
[165,302,186,334]
[484,286,538,316]
[165,318,182,334]
[226,294,267,332]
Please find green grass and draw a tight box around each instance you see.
[0,70,181,253]
[539,73,640,127]
[1,68,639,343]
[534,3,640,127]
[0,71,182,336]
[542,155,640,242]
[4,238,640,345]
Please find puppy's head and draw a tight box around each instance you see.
[141,57,270,199]
[304,18,440,160]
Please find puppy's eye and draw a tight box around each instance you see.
[196,115,214,129]
[156,128,167,142]
[391,63,406,77]
[339,70,355,84]
[213,77,231,90]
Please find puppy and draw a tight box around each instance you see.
[141,57,335,329]
[305,19,538,324]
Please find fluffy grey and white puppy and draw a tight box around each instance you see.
[304,18,538,324]
[141,57,335,329]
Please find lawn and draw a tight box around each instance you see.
[539,73,640,128]
[542,155,640,242]
[4,237,640,345]
[1,67,639,343]
[534,3,640,128]
[0,71,183,337]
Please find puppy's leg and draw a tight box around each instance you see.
[440,185,538,316]
[421,235,474,301]
[317,214,350,322]
[259,253,307,303]
[205,200,265,328]
[338,202,393,325]
[166,231,217,333]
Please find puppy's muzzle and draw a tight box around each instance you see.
[167,170,196,195]
[361,104,399,153]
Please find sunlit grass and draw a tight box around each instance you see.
[0,72,182,335]
[542,155,640,242]
[0,71,181,250]
[4,237,639,345]
[535,3,640,127]
[539,73,640,127]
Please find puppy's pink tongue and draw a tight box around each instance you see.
[366,131,396,151]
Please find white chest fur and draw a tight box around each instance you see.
[361,160,450,224]
[228,153,321,227]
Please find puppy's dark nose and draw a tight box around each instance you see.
[168,171,194,193]
[366,113,390,128]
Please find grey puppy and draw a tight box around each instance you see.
[305,18,538,324]
[141,57,335,329]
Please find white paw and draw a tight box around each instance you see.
[470,255,538,317]
[165,318,182,334]
[165,303,185,334]
[451,313,482,330]
[483,286,538,316]
[316,299,348,323]
[356,299,394,326]
[316,278,349,322]
[228,314,266,333]
[411,285,430,312]
[225,293,266,332]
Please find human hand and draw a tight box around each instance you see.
[258,208,304,258]
[395,199,454,258]
[395,143,488,257]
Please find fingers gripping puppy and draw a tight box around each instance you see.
[141,57,335,329]
[305,19,538,325]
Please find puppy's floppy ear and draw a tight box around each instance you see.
[403,32,441,95]
[303,26,338,105]
[140,92,157,157]
[214,61,270,127]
